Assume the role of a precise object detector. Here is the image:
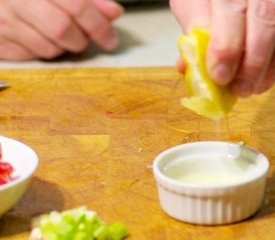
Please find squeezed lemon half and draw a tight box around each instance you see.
[178,28,236,120]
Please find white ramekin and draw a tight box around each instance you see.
[153,141,269,225]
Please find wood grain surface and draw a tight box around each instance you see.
[0,67,274,240]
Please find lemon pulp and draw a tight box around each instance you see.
[178,28,236,120]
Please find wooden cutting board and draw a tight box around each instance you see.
[0,67,274,240]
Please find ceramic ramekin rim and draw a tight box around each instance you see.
[153,141,269,192]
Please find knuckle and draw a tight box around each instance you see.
[227,0,247,13]
[70,39,89,53]
[90,22,111,40]
[11,49,34,60]
[17,52,34,60]
[253,0,275,25]
[68,0,88,18]
[0,39,34,60]
[248,57,267,70]
[211,43,241,63]
[239,58,267,81]
[25,34,62,59]
[42,46,64,59]
[51,16,73,41]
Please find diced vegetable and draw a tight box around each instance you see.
[29,206,129,240]
[0,143,14,185]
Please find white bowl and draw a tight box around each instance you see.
[0,136,39,217]
[153,141,269,225]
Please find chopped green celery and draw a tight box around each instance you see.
[30,206,128,240]
[108,222,129,240]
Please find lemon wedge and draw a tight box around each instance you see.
[178,28,236,120]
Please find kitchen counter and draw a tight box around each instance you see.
[0,3,181,69]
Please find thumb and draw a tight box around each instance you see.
[170,0,210,32]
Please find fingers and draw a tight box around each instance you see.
[261,54,275,92]
[171,0,275,98]
[50,0,121,51]
[0,40,36,60]
[169,0,210,32]
[0,16,64,59]
[207,0,247,85]
[0,1,64,59]
[176,57,186,73]
[0,0,123,60]
[13,0,89,53]
[231,0,275,97]
[92,0,124,20]
[170,0,210,75]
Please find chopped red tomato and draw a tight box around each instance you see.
[0,143,14,185]
[0,141,2,160]
[0,162,14,175]
[0,176,7,185]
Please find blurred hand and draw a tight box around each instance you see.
[0,0,124,60]
[170,0,275,97]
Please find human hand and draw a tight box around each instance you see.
[0,0,124,60]
[170,0,275,97]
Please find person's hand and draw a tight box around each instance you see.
[0,0,124,60]
[170,0,275,97]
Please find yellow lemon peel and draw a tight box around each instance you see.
[178,28,236,120]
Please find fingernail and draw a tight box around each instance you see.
[211,64,233,85]
[105,0,124,17]
[103,30,119,51]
